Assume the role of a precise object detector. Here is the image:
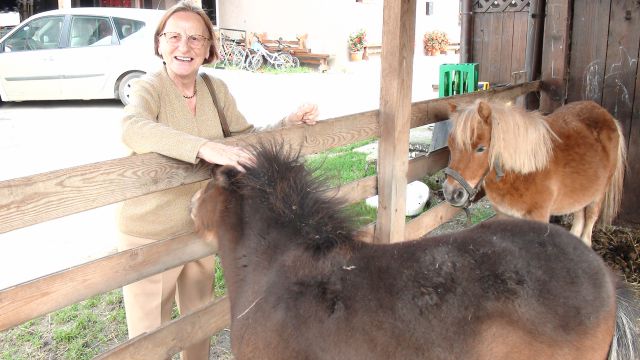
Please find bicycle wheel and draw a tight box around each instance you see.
[246,53,264,72]
[230,47,246,68]
[274,53,293,70]
[282,53,300,68]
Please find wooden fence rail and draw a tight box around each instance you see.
[0,81,541,357]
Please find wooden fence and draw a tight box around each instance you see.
[0,81,540,358]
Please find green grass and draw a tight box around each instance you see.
[207,62,315,74]
[306,151,376,186]
[469,202,496,224]
[0,290,127,360]
[256,65,315,74]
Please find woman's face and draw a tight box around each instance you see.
[158,11,210,79]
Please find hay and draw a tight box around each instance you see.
[592,226,640,285]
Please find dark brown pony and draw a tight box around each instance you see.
[192,141,639,360]
[443,100,626,246]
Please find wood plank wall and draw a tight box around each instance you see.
[567,0,640,223]
[470,0,639,223]
[471,0,530,85]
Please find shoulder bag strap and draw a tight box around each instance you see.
[200,72,231,138]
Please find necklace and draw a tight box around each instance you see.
[183,86,197,99]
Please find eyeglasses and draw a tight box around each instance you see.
[160,32,210,49]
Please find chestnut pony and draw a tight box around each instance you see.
[192,141,639,360]
[443,100,626,245]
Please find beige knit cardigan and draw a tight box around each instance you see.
[118,67,277,240]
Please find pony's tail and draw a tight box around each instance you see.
[599,119,627,226]
[609,282,640,360]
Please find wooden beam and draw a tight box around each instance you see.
[375,0,417,244]
[96,297,231,359]
[0,82,540,237]
[405,202,463,240]
[0,81,539,238]
[539,0,572,113]
[0,112,379,234]
[0,233,214,331]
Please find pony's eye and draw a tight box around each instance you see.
[476,145,486,153]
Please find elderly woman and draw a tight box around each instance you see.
[118,1,318,359]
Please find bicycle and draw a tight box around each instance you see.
[275,37,300,67]
[218,33,247,68]
[245,36,298,72]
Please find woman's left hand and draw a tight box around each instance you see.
[284,103,319,126]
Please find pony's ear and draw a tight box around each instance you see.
[477,101,492,124]
[214,165,241,189]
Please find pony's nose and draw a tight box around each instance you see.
[451,188,468,205]
[443,182,469,207]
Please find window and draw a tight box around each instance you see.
[113,17,146,41]
[69,16,114,48]
[4,16,64,52]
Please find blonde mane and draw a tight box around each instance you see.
[452,100,557,174]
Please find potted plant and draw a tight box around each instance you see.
[423,30,449,56]
[348,29,367,61]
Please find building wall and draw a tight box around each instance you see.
[218,0,460,68]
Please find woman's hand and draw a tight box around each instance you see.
[197,141,255,172]
[284,103,319,126]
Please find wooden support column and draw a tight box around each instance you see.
[374,0,416,244]
[539,0,572,113]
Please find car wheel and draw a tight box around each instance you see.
[117,72,144,106]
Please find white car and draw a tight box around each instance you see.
[0,7,164,105]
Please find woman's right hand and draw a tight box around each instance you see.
[197,141,255,172]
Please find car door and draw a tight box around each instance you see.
[0,15,66,101]
[58,15,120,100]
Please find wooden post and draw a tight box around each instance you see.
[375,0,416,244]
[460,0,473,64]
[539,0,572,113]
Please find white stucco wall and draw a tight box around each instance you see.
[218,0,460,69]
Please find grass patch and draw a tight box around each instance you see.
[305,139,377,187]
[257,65,315,74]
[0,290,128,360]
[206,63,315,74]
[344,201,378,227]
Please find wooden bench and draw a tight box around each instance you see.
[446,42,460,54]
[363,43,382,60]
[293,52,330,71]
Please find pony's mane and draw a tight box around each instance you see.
[236,141,357,254]
[452,100,557,174]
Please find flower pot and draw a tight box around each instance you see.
[426,49,437,56]
[350,50,364,61]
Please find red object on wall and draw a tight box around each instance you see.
[101,0,132,7]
